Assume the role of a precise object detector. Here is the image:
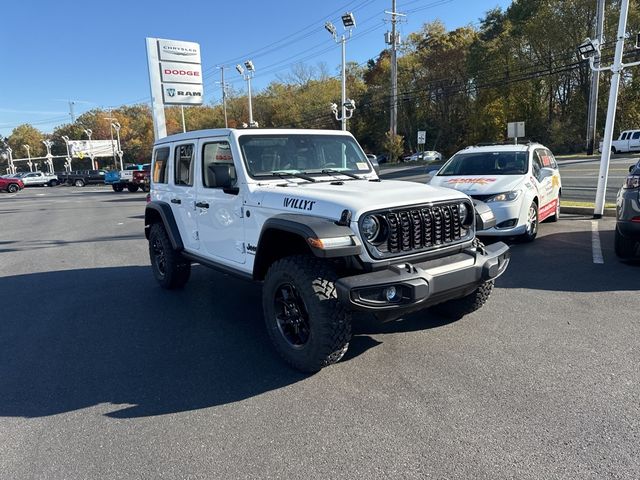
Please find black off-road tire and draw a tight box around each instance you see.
[262,255,352,373]
[7,183,19,193]
[112,184,124,192]
[431,238,494,319]
[614,227,637,259]
[432,280,494,319]
[49,180,59,187]
[148,223,191,289]
[127,184,139,193]
[74,179,85,187]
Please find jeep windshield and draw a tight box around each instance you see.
[438,151,528,176]
[238,134,372,179]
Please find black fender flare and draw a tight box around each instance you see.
[258,213,361,259]
[145,201,184,251]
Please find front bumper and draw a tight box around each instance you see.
[335,241,510,312]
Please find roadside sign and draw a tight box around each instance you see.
[507,121,525,138]
[417,131,426,144]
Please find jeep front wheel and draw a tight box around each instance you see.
[262,255,352,372]
[148,223,191,289]
[432,280,494,319]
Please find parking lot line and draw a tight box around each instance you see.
[591,220,604,264]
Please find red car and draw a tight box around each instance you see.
[0,176,24,193]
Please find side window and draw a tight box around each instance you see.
[202,142,236,188]
[545,149,558,169]
[632,132,640,140]
[621,132,629,140]
[532,151,544,180]
[153,147,170,184]
[174,144,194,186]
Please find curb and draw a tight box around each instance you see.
[560,206,616,217]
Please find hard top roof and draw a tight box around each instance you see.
[154,128,354,146]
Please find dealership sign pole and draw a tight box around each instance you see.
[146,38,204,141]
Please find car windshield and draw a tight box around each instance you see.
[438,151,528,176]
[239,134,372,178]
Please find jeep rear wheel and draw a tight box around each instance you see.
[262,255,351,372]
[148,223,191,289]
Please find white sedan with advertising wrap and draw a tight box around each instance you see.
[430,143,561,242]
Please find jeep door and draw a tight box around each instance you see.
[195,139,245,264]
[170,143,200,251]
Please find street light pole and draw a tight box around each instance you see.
[61,135,72,171]
[83,128,96,170]
[218,66,228,128]
[326,13,356,130]
[42,140,54,173]
[6,146,15,175]
[583,0,640,217]
[236,61,256,127]
[23,144,33,172]
[111,122,124,171]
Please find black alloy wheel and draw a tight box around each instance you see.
[274,283,311,348]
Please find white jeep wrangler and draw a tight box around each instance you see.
[145,128,510,372]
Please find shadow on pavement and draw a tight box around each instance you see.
[0,266,307,419]
[495,229,640,292]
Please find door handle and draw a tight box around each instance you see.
[195,202,209,209]
[170,198,181,204]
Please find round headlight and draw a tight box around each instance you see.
[458,202,471,226]
[361,215,380,241]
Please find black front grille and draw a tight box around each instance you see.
[372,203,467,257]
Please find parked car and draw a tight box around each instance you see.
[403,150,443,162]
[599,129,640,154]
[59,169,106,187]
[0,176,24,193]
[430,142,562,242]
[614,160,640,258]
[19,171,59,187]
[105,164,150,192]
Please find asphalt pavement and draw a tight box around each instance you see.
[1,186,639,479]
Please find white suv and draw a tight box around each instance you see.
[430,143,561,242]
[145,129,510,371]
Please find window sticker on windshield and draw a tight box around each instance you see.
[356,162,368,170]
[446,178,496,185]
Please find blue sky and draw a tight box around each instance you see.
[0,0,511,137]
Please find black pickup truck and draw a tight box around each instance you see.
[58,169,107,187]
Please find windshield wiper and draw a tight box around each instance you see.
[320,168,361,180]
[265,171,316,182]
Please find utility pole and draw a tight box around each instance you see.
[219,66,228,128]
[586,0,605,155]
[385,2,404,137]
[104,110,117,168]
[69,100,76,123]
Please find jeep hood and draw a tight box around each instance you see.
[429,174,523,196]
[253,179,468,220]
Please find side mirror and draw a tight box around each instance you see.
[472,200,496,230]
[209,164,238,193]
[369,157,380,175]
[540,167,554,180]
